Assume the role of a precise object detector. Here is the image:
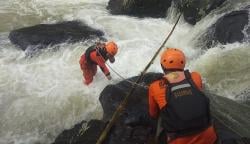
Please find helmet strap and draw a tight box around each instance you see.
[161,64,168,73]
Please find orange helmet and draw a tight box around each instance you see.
[160,48,186,71]
[105,41,118,56]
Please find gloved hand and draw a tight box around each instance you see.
[106,75,112,80]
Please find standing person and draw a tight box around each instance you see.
[79,41,118,85]
[148,48,217,144]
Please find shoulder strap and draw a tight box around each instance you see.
[184,70,200,91]
[184,70,211,123]
[184,70,191,79]
[85,45,97,64]
[164,76,172,102]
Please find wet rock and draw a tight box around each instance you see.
[98,73,163,144]
[53,73,250,144]
[214,10,249,44]
[53,73,163,144]
[200,9,249,48]
[106,125,154,144]
[107,0,172,18]
[99,73,163,122]
[9,21,104,51]
[52,120,106,144]
[174,0,227,25]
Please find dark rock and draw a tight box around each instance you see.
[99,73,163,144]
[106,125,154,144]
[107,0,172,18]
[208,91,250,136]
[213,118,250,144]
[53,73,250,144]
[53,73,163,144]
[9,21,104,51]
[53,120,106,144]
[200,9,249,48]
[215,10,249,44]
[175,0,227,25]
[99,73,163,122]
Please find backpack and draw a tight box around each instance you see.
[160,70,211,138]
[85,45,108,64]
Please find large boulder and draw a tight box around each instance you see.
[99,73,163,144]
[9,21,105,51]
[214,10,249,44]
[107,0,172,18]
[53,74,250,144]
[52,120,106,144]
[53,73,163,144]
[200,9,249,48]
[174,0,227,25]
[99,73,163,122]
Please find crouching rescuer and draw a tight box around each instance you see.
[148,48,217,144]
[79,41,118,85]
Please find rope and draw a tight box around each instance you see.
[94,44,149,89]
[106,63,148,88]
[95,13,182,144]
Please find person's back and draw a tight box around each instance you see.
[148,48,217,144]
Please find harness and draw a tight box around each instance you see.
[85,45,108,65]
[160,70,211,140]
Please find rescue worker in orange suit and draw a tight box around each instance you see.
[148,48,217,144]
[79,41,118,85]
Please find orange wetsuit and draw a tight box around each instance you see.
[148,71,217,144]
[79,46,110,85]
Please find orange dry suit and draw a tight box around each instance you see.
[79,45,111,85]
[148,70,217,144]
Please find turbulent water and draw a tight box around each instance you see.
[0,0,250,143]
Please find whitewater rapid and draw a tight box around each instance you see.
[0,0,250,143]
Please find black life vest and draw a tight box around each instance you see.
[85,45,108,65]
[160,70,211,138]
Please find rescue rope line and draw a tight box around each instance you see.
[95,44,148,88]
[95,13,182,144]
[106,63,148,88]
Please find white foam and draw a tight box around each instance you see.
[0,0,250,143]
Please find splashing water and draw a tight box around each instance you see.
[0,0,250,143]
